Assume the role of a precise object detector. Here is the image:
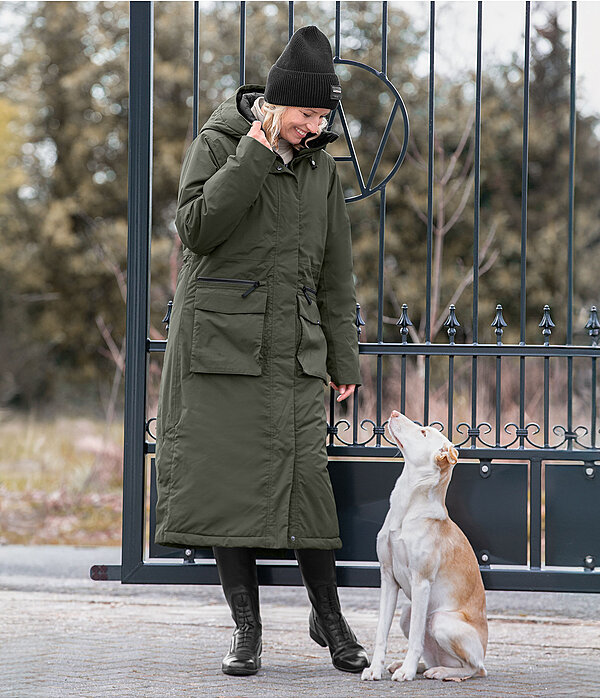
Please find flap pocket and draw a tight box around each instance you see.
[296,293,327,383]
[195,284,267,314]
[190,279,267,376]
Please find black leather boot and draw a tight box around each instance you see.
[295,548,369,673]
[213,546,262,676]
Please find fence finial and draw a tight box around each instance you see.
[444,304,460,344]
[538,305,555,345]
[491,304,507,345]
[585,306,600,346]
[396,304,413,344]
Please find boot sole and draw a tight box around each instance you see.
[222,663,261,676]
[310,623,369,673]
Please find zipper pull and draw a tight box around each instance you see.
[241,281,261,298]
[302,286,313,304]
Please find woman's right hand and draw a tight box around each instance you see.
[247,121,273,151]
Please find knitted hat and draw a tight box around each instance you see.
[265,25,342,110]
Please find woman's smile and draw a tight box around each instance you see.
[280,106,330,144]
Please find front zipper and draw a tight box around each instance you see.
[197,275,262,298]
[302,285,317,304]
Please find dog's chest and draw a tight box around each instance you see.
[387,521,423,596]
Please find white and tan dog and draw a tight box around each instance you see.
[361,411,487,683]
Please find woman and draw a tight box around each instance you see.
[155,25,368,676]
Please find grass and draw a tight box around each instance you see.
[0,411,123,546]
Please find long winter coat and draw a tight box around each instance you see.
[154,84,361,550]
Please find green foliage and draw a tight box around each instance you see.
[0,1,598,407]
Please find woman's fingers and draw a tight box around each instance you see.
[248,121,272,150]
[331,383,356,402]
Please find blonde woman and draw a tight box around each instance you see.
[155,25,367,676]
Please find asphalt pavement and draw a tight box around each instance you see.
[1,545,599,698]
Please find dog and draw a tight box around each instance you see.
[361,410,487,683]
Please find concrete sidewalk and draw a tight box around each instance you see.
[1,546,599,698]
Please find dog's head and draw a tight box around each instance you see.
[387,410,458,473]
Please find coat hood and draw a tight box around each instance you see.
[200,83,339,152]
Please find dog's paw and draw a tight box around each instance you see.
[361,665,383,681]
[386,659,402,673]
[424,666,464,682]
[391,663,417,682]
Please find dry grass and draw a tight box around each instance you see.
[0,411,123,545]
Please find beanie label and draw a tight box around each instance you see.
[330,84,342,101]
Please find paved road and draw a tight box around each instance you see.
[1,545,599,697]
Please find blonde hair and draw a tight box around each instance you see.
[261,101,328,150]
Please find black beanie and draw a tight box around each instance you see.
[264,25,342,110]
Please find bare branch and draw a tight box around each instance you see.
[404,185,429,225]
[440,110,475,185]
[439,176,474,236]
[95,315,124,372]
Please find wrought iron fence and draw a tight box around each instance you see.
[91,1,600,592]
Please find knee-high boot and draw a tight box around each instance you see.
[213,546,262,676]
[294,548,369,673]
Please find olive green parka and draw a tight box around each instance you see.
[154,84,361,550]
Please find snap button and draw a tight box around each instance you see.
[290,535,296,542]
[276,164,283,171]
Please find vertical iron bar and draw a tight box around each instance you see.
[376,187,386,444]
[495,355,501,446]
[401,355,407,414]
[530,459,542,569]
[592,357,597,448]
[239,2,246,87]
[329,389,335,447]
[381,1,387,75]
[288,1,294,39]
[448,355,454,440]
[193,2,199,139]
[425,2,435,342]
[566,2,577,449]
[335,2,341,59]
[122,0,153,580]
[471,1,482,447]
[567,2,576,345]
[543,355,550,447]
[519,2,531,448]
[353,386,359,445]
[472,1,482,342]
[424,1,435,425]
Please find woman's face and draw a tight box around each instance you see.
[279,106,331,145]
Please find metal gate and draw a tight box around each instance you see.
[92,1,600,592]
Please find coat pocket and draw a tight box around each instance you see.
[190,277,267,375]
[296,287,328,382]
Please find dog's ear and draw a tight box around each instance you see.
[435,444,459,470]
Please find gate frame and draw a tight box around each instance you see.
[91,0,600,593]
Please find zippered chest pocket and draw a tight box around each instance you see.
[190,276,267,376]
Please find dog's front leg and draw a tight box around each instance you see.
[391,577,431,682]
[361,567,399,681]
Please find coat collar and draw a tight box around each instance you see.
[200,84,339,155]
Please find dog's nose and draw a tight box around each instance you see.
[391,410,400,418]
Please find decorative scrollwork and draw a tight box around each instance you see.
[455,421,494,448]
[329,418,395,446]
[146,417,157,440]
[550,424,591,449]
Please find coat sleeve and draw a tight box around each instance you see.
[316,161,362,388]
[175,132,276,255]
